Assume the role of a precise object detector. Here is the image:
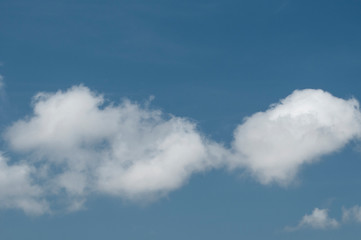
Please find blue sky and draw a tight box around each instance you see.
[1,0,361,239]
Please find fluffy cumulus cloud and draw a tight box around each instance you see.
[2,86,361,214]
[230,89,361,185]
[5,85,225,210]
[286,208,339,231]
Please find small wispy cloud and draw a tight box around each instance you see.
[285,208,339,231]
[342,205,361,223]
[285,205,361,232]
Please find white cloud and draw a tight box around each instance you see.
[286,208,339,231]
[0,154,48,215]
[230,89,361,185]
[3,86,361,214]
[286,205,361,232]
[5,85,226,210]
[342,205,361,223]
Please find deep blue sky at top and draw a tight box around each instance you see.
[2,0,361,141]
[1,0,361,239]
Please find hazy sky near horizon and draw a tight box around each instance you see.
[1,0,361,239]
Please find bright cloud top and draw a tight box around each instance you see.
[2,86,361,214]
[231,89,361,185]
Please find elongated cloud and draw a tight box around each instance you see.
[3,86,361,213]
[5,85,225,210]
[231,89,361,185]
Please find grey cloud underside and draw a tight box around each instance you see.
[2,85,361,214]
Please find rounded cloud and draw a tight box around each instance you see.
[231,89,361,185]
